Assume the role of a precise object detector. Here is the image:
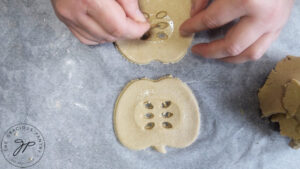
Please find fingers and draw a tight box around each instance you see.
[67,21,100,42]
[122,18,150,39]
[68,26,100,45]
[76,15,116,42]
[191,17,265,59]
[180,0,246,36]
[87,0,150,39]
[117,0,146,22]
[190,0,209,17]
[220,31,280,63]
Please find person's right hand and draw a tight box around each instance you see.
[180,0,294,63]
[51,0,150,45]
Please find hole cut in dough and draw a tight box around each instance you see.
[114,75,200,153]
[115,0,193,64]
[162,112,173,118]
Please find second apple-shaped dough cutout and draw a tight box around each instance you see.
[114,76,200,153]
[116,0,193,64]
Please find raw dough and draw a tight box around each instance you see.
[114,75,200,153]
[258,56,300,148]
[271,79,300,148]
[116,0,193,64]
[258,56,300,117]
[283,79,300,117]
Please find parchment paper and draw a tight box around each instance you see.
[0,0,300,169]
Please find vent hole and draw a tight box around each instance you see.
[156,22,169,29]
[157,32,168,40]
[144,113,154,119]
[144,101,154,109]
[162,122,173,129]
[145,122,155,130]
[162,101,171,108]
[156,11,167,19]
[162,112,173,118]
[143,12,150,19]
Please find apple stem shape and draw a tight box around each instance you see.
[153,145,167,153]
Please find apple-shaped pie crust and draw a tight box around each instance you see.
[114,76,200,153]
[116,0,193,64]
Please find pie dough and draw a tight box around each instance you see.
[259,56,300,117]
[114,76,200,153]
[115,0,193,64]
[258,56,300,148]
[283,79,300,117]
[272,79,300,147]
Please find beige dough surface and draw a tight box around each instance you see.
[258,56,300,117]
[114,76,200,153]
[116,0,193,64]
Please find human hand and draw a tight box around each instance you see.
[51,0,150,45]
[180,0,294,63]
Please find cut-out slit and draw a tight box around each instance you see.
[162,122,172,128]
[145,113,154,119]
[162,101,171,108]
[145,122,155,129]
[162,112,173,118]
[156,11,167,19]
[143,12,150,19]
[157,32,168,40]
[144,101,154,109]
[156,22,169,29]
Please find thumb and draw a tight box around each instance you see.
[190,0,209,17]
[117,0,147,22]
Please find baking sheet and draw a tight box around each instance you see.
[1,0,300,169]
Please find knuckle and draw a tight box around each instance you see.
[225,43,243,56]
[110,26,125,38]
[248,51,262,61]
[202,14,218,29]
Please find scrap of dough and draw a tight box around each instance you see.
[259,56,300,149]
[114,76,200,153]
[271,79,300,148]
[283,79,300,117]
[289,139,300,149]
[271,114,300,141]
[116,0,193,64]
[258,56,300,117]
